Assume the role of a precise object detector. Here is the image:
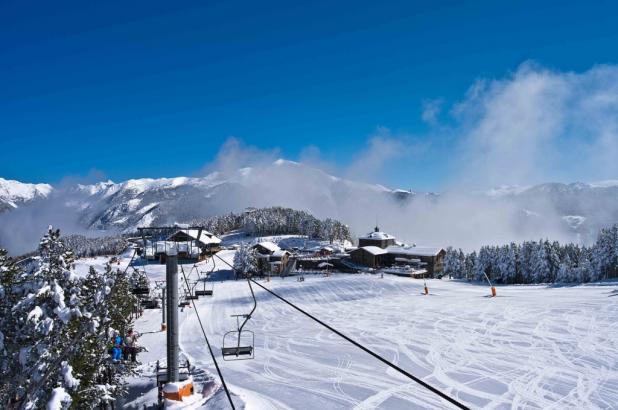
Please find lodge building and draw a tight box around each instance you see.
[349,226,445,277]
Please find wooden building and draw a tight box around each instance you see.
[358,226,397,249]
[251,242,290,274]
[382,246,446,277]
[349,246,388,268]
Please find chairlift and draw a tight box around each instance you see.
[186,281,199,300]
[196,258,216,296]
[131,268,151,295]
[221,278,256,360]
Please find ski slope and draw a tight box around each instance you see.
[113,250,618,409]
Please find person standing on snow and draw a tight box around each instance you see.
[125,328,139,363]
[111,331,123,362]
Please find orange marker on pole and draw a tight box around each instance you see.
[483,272,496,297]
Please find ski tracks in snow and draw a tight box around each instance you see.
[173,272,617,409]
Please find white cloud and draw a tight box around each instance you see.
[344,127,409,183]
[421,98,443,125]
[450,62,618,188]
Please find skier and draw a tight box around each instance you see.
[124,328,139,363]
[111,331,123,362]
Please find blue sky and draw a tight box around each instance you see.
[1,0,618,190]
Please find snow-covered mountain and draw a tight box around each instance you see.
[1,160,617,253]
[0,178,53,212]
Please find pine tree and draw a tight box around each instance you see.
[233,243,257,278]
[4,228,85,409]
[556,254,573,283]
[70,266,117,409]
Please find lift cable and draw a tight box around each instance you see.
[250,279,470,410]
[179,264,236,410]
[211,252,470,409]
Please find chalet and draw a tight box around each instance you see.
[382,246,446,277]
[358,226,397,249]
[251,242,290,274]
[251,241,281,255]
[349,246,388,268]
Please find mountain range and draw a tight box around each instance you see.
[1,160,617,253]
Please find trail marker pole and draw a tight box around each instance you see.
[161,287,167,331]
[483,272,496,297]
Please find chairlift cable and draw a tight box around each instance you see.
[250,279,471,410]
[210,253,469,408]
[179,264,235,409]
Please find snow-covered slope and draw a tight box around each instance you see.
[107,249,618,409]
[0,177,52,211]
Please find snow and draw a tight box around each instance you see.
[359,231,394,240]
[0,177,52,207]
[177,274,618,409]
[27,306,43,322]
[47,387,72,410]
[486,185,530,197]
[60,361,80,388]
[170,229,222,245]
[357,245,388,255]
[77,247,618,409]
[386,245,444,257]
[588,180,618,188]
[254,241,280,253]
[163,376,194,393]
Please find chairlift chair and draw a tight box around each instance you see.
[221,278,256,361]
[196,258,217,296]
[185,281,199,300]
[195,274,214,296]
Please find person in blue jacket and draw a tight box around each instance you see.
[112,331,124,362]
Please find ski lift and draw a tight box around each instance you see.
[186,281,199,300]
[178,288,191,308]
[195,280,214,297]
[221,278,256,360]
[196,258,216,296]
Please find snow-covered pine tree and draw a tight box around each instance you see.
[4,228,85,409]
[464,251,476,281]
[70,266,118,409]
[592,224,618,280]
[498,244,517,284]
[105,263,137,335]
[233,243,257,278]
[0,249,21,404]
[556,253,573,283]
[443,247,463,278]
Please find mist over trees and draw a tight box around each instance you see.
[444,223,618,284]
[189,207,352,242]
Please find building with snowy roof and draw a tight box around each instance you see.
[382,245,446,277]
[350,227,445,276]
[358,226,397,249]
[251,241,281,255]
[142,228,222,263]
[349,246,388,268]
[251,242,291,274]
